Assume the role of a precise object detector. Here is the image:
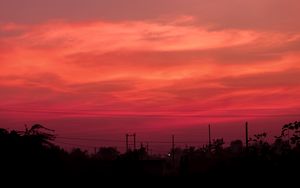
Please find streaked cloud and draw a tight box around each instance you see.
[0,2,299,136]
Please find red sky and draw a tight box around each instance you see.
[0,0,300,152]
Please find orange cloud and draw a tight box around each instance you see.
[0,18,300,130]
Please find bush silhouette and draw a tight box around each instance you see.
[1,121,300,178]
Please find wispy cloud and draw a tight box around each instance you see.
[0,15,300,131]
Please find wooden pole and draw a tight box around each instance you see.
[245,122,249,149]
[126,134,129,152]
[209,124,212,151]
[172,135,175,163]
[133,133,136,150]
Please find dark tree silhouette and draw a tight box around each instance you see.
[21,124,55,147]
[95,147,120,160]
[1,121,300,178]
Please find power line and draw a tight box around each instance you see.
[53,140,207,155]
[56,136,208,144]
[54,140,127,149]
[53,141,97,149]
[56,136,124,142]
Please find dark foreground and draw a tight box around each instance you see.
[1,122,300,179]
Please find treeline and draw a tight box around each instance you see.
[1,121,300,178]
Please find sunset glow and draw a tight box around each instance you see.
[1,0,300,149]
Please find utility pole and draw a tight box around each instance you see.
[126,134,129,152]
[172,135,175,164]
[126,133,137,151]
[146,142,149,153]
[245,122,249,149]
[133,133,136,150]
[208,124,212,151]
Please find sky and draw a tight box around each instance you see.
[0,0,300,152]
